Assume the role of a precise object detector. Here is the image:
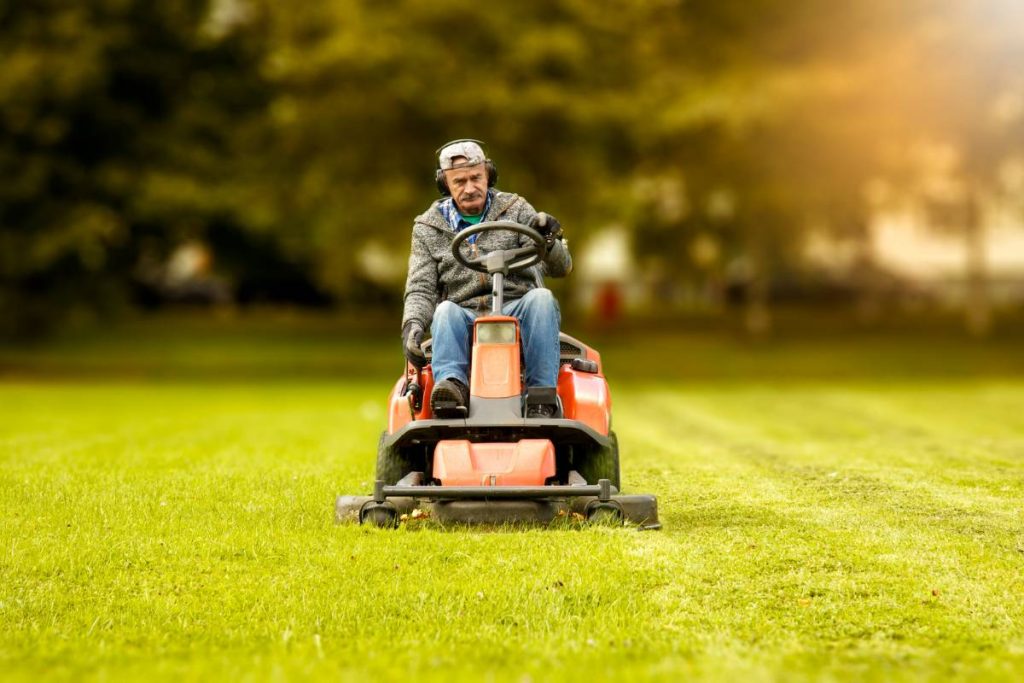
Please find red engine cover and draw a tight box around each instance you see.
[433,439,555,486]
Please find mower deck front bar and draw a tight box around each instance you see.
[337,483,660,529]
[374,478,616,502]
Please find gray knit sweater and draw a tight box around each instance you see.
[401,189,573,332]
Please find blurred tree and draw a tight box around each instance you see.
[612,0,900,333]
[0,0,272,336]
[251,0,661,301]
[878,1,1024,335]
[4,0,1023,336]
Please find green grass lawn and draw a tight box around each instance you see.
[2,317,1024,681]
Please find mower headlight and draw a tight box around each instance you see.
[477,322,516,344]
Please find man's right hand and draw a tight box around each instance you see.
[529,212,563,247]
[403,322,427,369]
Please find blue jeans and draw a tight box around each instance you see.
[431,288,561,388]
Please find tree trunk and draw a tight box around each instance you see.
[854,218,882,326]
[744,247,772,339]
[964,188,992,338]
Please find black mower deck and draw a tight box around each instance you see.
[335,477,661,530]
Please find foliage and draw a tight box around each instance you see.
[0,0,270,335]
[3,1,1024,335]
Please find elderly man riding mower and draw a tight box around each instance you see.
[402,139,569,419]
[334,139,660,529]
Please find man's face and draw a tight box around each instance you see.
[444,160,488,216]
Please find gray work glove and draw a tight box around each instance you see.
[529,212,563,248]
[402,321,427,369]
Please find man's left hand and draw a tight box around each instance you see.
[529,212,563,247]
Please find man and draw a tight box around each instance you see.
[401,139,572,418]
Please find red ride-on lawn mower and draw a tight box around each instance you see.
[335,221,660,529]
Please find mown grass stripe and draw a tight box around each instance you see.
[3,378,1024,681]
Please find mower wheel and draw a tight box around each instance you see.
[586,502,624,526]
[577,431,620,490]
[375,431,419,485]
[360,502,399,528]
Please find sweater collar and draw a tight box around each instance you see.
[419,190,520,232]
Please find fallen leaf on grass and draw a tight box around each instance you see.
[400,508,430,524]
[555,509,586,524]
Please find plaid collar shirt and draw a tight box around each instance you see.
[438,191,493,234]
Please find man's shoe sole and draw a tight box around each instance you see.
[431,382,468,419]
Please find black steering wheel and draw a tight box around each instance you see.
[451,220,547,274]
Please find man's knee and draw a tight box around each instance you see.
[432,301,472,337]
[435,300,460,318]
[523,287,556,307]
[522,288,559,317]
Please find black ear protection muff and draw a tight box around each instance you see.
[435,138,499,196]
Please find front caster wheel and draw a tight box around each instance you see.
[585,501,624,526]
[359,502,399,528]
